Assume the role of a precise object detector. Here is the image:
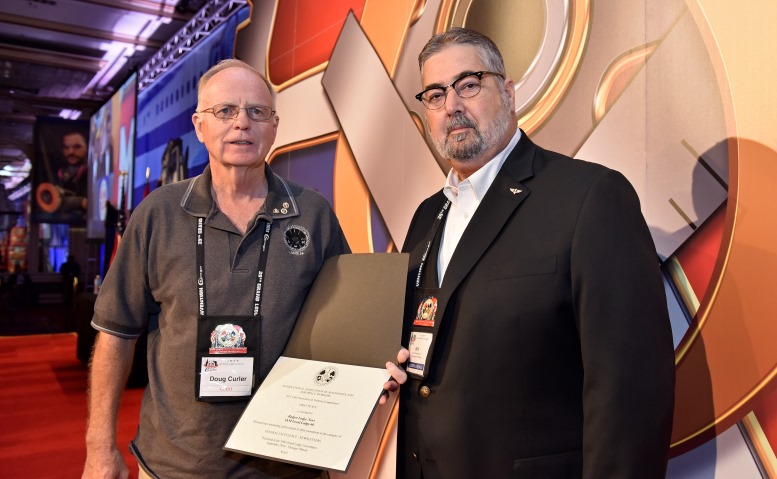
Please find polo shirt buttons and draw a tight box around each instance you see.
[419,385,431,398]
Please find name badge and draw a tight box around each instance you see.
[407,331,433,377]
[199,357,254,397]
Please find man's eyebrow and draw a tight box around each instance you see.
[421,80,445,91]
[422,70,480,90]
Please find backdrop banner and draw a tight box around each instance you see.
[31,117,89,224]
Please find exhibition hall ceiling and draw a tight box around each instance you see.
[0,0,206,191]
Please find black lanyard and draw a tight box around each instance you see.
[195,217,272,318]
[414,200,451,288]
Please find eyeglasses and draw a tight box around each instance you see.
[197,103,276,122]
[415,71,504,110]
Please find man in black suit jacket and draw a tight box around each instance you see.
[389,27,675,479]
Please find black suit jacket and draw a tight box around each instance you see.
[398,133,675,479]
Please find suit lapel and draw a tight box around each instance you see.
[439,134,537,295]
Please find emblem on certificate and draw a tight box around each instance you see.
[314,366,338,386]
[414,296,438,327]
[209,323,248,354]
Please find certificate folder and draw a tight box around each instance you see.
[224,253,408,472]
[284,252,408,367]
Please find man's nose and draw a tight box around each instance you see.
[444,87,464,115]
[233,108,251,128]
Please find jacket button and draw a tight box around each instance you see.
[412,452,418,460]
[419,385,431,398]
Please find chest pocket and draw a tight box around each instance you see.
[514,449,581,478]
[483,254,557,281]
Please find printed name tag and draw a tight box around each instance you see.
[407,332,433,377]
[199,357,254,397]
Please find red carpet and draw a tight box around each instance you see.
[0,333,144,478]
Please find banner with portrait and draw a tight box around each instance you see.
[87,72,137,239]
[31,117,90,224]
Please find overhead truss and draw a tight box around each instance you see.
[138,0,248,91]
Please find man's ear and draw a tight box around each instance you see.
[503,77,516,112]
[192,112,205,143]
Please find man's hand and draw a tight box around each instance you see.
[380,348,409,405]
[82,333,136,479]
[82,444,128,479]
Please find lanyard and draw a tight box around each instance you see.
[407,199,452,380]
[414,200,451,287]
[195,217,272,318]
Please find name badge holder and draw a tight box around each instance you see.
[407,200,450,379]
[194,218,272,403]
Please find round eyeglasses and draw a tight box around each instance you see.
[415,71,504,110]
[197,103,276,122]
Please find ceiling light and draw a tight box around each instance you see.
[58,109,82,120]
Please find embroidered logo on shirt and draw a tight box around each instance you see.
[284,225,310,255]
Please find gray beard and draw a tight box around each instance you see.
[432,107,512,163]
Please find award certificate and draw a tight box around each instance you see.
[224,356,389,471]
[224,253,408,473]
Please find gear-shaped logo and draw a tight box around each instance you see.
[284,225,310,255]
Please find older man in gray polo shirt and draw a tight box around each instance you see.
[82,59,351,479]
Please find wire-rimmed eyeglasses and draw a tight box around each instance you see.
[197,103,276,122]
[415,71,504,110]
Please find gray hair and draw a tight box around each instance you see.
[418,27,505,75]
[197,58,276,107]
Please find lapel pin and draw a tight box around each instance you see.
[509,188,522,195]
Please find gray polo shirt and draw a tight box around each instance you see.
[93,163,349,478]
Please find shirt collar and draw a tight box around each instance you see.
[443,128,522,203]
[181,162,300,220]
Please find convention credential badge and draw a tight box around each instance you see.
[407,331,433,377]
[199,356,254,397]
[200,323,253,397]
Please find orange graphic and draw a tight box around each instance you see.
[268,0,366,88]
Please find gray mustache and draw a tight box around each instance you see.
[446,115,476,134]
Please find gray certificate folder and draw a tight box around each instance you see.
[283,253,409,368]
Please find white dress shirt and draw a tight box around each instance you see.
[437,129,522,286]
